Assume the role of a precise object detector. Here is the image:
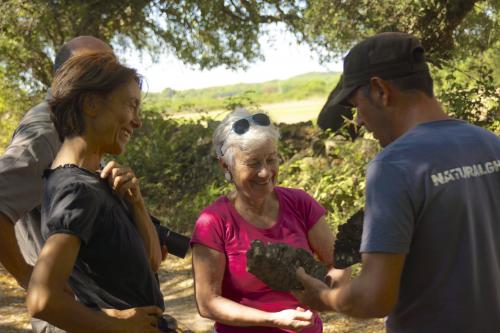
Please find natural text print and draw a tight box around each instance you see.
[431,160,500,186]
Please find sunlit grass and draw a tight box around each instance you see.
[168,97,325,124]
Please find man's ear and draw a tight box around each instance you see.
[369,77,391,107]
[82,94,99,117]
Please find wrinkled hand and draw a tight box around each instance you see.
[102,306,163,333]
[100,161,143,205]
[325,266,352,288]
[292,267,333,311]
[269,307,314,331]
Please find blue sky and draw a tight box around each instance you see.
[123,27,342,92]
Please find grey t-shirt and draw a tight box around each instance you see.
[0,97,60,265]
[361,119,500,333]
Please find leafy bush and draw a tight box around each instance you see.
[278,125,378,230]
[116,110,231,231]
[0,71,40,153]
[435,63,500,133]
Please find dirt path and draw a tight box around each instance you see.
[0,265,31,333]
[0,257,384,332]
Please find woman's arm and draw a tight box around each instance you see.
[307,215,352,288]
[27,233,163,333]
[307,215,335,266]
[0,212,33,289]
[100,161,162,271]
[192,244,313,330]
[129,200,162,272]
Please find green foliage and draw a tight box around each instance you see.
[0,70,40,153]
[0,0,302,91]
[437,64,500,131]
[223,91,262,112]
[299,0,499,65]
[432,38,500,134]
[2,0,497,93]
[278,125,378,230]
[115,110,231,231]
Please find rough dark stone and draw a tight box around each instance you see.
[333,209,364,269]
[246,240,328,291]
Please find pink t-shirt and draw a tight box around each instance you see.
[191,187,326,333]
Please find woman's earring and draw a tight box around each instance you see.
[224,171,233,182]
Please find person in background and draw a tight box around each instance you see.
[294,32,500,333]
[191,108,337,332]
[27,52,168,333]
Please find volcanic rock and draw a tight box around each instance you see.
[333,209,364,269]
[246,240,328,291]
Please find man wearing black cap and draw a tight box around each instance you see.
[294,32,500,332]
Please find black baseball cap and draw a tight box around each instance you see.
[327,32,429,108]
[317,75,353,131]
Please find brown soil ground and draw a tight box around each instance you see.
[0,257,384,333]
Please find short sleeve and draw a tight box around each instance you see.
[360,160,415,254]
[43,183,101,245]
[0,123,58,223]
[293,189,326,230]
[190,209,225,253]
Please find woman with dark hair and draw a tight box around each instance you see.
[27,52,168,333]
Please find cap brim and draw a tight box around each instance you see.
[317,76,354,131]
[328,75,357,107]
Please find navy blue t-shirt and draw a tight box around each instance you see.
[361,120,500,333]
[41,164,164,311]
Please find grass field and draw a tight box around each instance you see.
[145,72,339,114]
[169,97,326,124]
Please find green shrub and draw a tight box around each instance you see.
[278,125,378,231]
[116,110,230,231]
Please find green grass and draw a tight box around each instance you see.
[168,97,325,124]
[263,98,325,124]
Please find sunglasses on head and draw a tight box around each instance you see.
[232,113,271,135]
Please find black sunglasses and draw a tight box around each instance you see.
[232,113,271,134]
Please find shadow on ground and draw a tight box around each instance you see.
[1,257,384,333]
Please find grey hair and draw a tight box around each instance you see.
[213,108,280,168]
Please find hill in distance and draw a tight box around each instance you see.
[144,71,341,114]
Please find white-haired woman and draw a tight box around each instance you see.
[191,109,335,333]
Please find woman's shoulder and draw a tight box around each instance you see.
[275,186,322,211]
[43,165,106,199]
[197,195,231,221]
[192,196,232,243]
[275,186,312,201]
